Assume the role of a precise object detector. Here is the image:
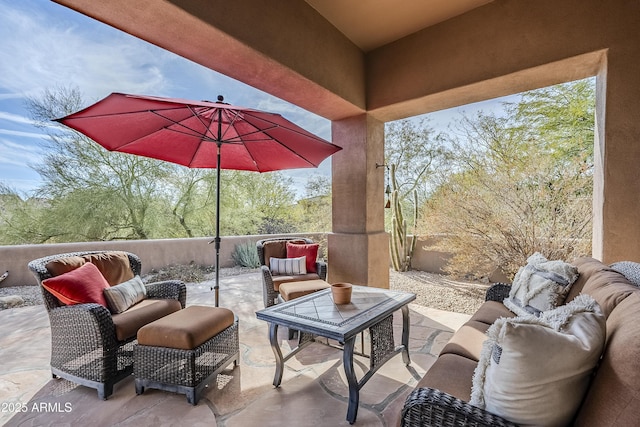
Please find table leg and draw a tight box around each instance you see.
[268,323,285,387]
[343,336,359,424]
[401,305,411,366]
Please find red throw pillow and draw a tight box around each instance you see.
[286,242,319,273]
[42,262,110,307]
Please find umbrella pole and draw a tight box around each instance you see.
[214,143,221,307]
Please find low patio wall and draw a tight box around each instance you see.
[0,233,325,287]
[0,233,462,287]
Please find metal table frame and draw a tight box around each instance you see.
[255,285,416,424]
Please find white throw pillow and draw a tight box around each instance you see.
[269,256,307,276]
[470,294,605,426]
[504,252,578,316]
[103,275,147,314]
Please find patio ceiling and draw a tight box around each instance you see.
[52,0,499,122]
[304,0,494,52]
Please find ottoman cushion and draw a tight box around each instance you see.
[279,279,330,301]
[112,298,182,341]
[138,305,234,350]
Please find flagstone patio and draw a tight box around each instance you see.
[0,272,471,426]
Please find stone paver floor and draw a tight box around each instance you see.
[0,272,470,426]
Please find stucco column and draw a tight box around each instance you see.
[328,114,389,288]
[593,45,640,263]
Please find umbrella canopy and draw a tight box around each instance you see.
[56,92,342,307]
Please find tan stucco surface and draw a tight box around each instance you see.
[51,0,640,281]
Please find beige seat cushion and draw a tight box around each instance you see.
[272,273,321,291]
[279,279,330,301]
[137,305,235,350]
[469,300,515,325]
[439,320,490,362]
[111,298,182,341]
[415,353,478,402]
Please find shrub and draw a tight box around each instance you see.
[232,241,260,268]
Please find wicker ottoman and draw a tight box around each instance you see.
[134,305,239,404]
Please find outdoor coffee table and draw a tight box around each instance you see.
[255,285,416,424]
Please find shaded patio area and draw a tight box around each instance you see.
[0,272,471,426]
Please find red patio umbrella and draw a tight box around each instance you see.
[55,93,341,307]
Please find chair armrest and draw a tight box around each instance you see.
[48,303,118,354]
[485,283,511,302]
[145,280,187,308]
[316,261,327,281]
[261,265,278,307]
[401,387,519,427]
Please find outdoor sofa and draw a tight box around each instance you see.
[400,256,640,426]
[28,250,186,400]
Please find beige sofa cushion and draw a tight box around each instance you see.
[566,258,637,318]
[111,298,182,341]
[574,291,640,426]
[439,320,490,362]
[44,252,134,286]
[45,256,86,277]
[469,300,516,325]
[82,252,134,286]
[416,353,477,402]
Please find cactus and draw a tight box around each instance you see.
[389,164,418,272]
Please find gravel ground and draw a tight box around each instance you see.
[0,267,489,314]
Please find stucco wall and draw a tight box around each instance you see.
[0,233,459,288]
[0,233,325,288]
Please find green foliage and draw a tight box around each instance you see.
[231,241,261,268]
[422,78,595,279]
[0,87,313,245]
[298,174,332,232]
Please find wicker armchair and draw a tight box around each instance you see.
[28,251,186,400]
[400,283,517,427]
[256,237,327,308]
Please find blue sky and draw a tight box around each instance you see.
[0,1,511,197]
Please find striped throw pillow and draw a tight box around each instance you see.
[103,275,147,314]
[270,256,307,276]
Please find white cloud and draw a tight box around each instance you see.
[0,137,44,168]
[0,111,34,125]
[0,128,44,139]
[0,2,175,103]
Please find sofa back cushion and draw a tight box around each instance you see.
[566,257,637,318]
[45,256,86,277]
[262,241,288,265]
[42,262,110,307]
[82,252,134,286]
[574,291,640,426]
